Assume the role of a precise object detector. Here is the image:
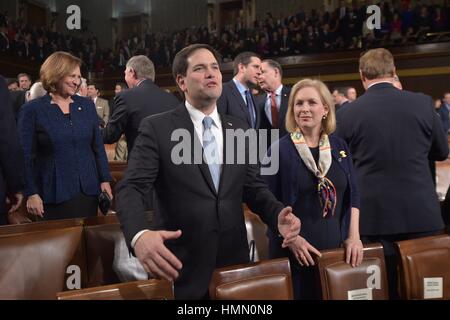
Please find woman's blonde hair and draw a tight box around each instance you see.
[40,51,82,93]
[285,78,336,135]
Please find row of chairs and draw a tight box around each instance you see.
[57,233,450,300]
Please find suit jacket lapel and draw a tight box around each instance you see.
[172,104,217,195]
[219,115,236,194]
[229,81,252,127]
[279,87,290,121]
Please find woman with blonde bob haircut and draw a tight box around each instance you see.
[262,78,362,299]
[18,52,112,221]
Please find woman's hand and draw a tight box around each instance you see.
[288,235,322,267]
[344,238,364,267]
[26,194,44,217]
[100,182,113,200]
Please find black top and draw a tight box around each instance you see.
[295,147,347,250]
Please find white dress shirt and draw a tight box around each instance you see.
[131,102,224,248]
[264,85,283,126]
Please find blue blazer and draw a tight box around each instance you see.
[263,134,360,240]
[18,95,112,204]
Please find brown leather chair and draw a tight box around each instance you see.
[0,227,87,299]
[395,234,450,300]
[57,279,174,300]
[0,218,84,237]
[84,223,122,287]
[315,243,389,300]
[244,209,269,261]
[84,221,147,288]
[209,258,293,300]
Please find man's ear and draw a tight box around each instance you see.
[130,68,138,80]
[176,75,186,92]
[238,63,245,73]
[359,70,366,82]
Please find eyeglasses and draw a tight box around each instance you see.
[317,176,337,218]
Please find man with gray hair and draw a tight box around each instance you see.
[102,55,179,155]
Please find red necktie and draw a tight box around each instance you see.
[270,92,279,129]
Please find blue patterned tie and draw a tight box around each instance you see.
[245,90,256,128]
[202,116,220,191]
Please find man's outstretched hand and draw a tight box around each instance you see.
[277,206,301,248]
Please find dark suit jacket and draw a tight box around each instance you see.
[102,79,179,155]
[259,86,291,139]
[18,95,111,204]
[437,103,450,135]
[263,134,360,243]
[0,76,24,218]
[335,83,449,236]
[116,103,284,299]
[9,89,26,120]
[217,80,265,129]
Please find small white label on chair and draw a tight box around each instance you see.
[347,288,373,300]
[423,277,443,299]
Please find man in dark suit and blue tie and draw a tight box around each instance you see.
[217,52,264,129]
[115,44,301,299]
[0,75,24,225]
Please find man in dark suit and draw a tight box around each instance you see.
[9,89,26,120]
[332,86,350,112]
[438,92,450,135]
[0,75,24,225]
[217,52,264,129]
[102,55,179,155]
[115,44,300,299]
[335,48,449,299]
[258,59,291,139]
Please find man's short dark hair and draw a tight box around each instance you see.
[233,52,260,76]
[262,59,283,78]
[6,78,19,86]
[333,87,348,96]
[172,44,221,97]
[88,82,98,89]
[172,44,221,79]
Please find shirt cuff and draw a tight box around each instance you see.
[131,229,150,248]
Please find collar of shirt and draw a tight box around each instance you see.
[135,79,146,87]
[185,101,223,163]
[265,85,283,117]
[93,97,98,104]
[232,77,249,103]
[367,80,393,89]
[271,84,283,98]
[445,102,450,110]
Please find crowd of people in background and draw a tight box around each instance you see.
[1,0,450,71]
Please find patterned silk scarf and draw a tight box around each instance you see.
[291,129,337,217]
